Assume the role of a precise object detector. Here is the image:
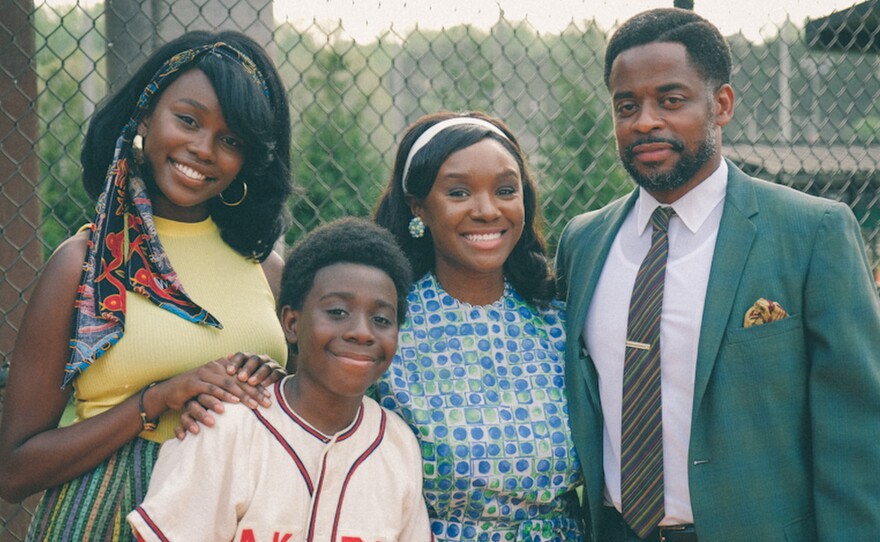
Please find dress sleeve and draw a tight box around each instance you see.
[127,407,253,542]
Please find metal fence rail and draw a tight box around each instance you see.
[2,0,879,537]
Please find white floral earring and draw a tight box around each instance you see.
[408,216,426,238]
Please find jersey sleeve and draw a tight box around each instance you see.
[127,406,254,542]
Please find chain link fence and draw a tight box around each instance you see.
[2,0,879,537]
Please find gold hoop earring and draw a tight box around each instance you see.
[220,181,248,207]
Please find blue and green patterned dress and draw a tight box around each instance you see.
[375,273,584,541]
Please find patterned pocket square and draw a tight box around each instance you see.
[743,298,788,328]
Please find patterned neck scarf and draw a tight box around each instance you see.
[64,42,270,388]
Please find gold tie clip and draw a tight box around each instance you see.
[625,340,651,351]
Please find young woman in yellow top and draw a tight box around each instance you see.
[0,31,291,541]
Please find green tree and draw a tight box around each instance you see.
[536,23,631,242]
[537,76,630,232]
[390,24,498,123]
[35,5,102,254]
[286,46,385,244]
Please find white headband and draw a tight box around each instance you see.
[401,117,510,194]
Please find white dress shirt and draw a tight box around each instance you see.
[583,160,727,525]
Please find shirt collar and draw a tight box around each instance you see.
[636,158,728,236]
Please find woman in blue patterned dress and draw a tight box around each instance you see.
[373,111,584,541]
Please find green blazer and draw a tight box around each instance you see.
[556,161,880,541]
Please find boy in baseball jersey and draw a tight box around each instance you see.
[128,218,432,542]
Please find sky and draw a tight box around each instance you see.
[40,0,862,43]
[271,0,862,43]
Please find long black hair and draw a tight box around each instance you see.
[81,30,291,261]
[373,111,555,306]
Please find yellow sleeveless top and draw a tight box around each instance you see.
[73,216,288,443]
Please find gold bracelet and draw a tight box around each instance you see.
[139,382,160,432]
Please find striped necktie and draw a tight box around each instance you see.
[621,205,674,538]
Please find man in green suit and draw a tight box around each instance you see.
[556,8,880,541]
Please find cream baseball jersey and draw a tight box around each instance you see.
[128,376,431,542]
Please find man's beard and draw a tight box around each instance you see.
[620,124,717,192]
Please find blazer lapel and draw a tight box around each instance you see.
[568,191,638,409]
[693,162,758,413]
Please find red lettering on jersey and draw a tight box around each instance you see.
[239,529,256,542]
[273,534,292,542]
[340,538,364,542]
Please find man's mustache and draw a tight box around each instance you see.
[624,137,685,158]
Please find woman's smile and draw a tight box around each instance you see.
[170,160,209,183]
[462,230,506,248]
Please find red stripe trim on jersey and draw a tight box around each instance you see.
[276,382,331,443]
[330,409,387,541]
[252,408,314,495]
[334,402,364,443]
[306,451,331,542]
[133,506,171,542]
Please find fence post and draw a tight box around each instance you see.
[0,0,41,385]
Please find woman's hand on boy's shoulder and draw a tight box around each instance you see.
[171,352,286,440]
[225,351,286,387]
